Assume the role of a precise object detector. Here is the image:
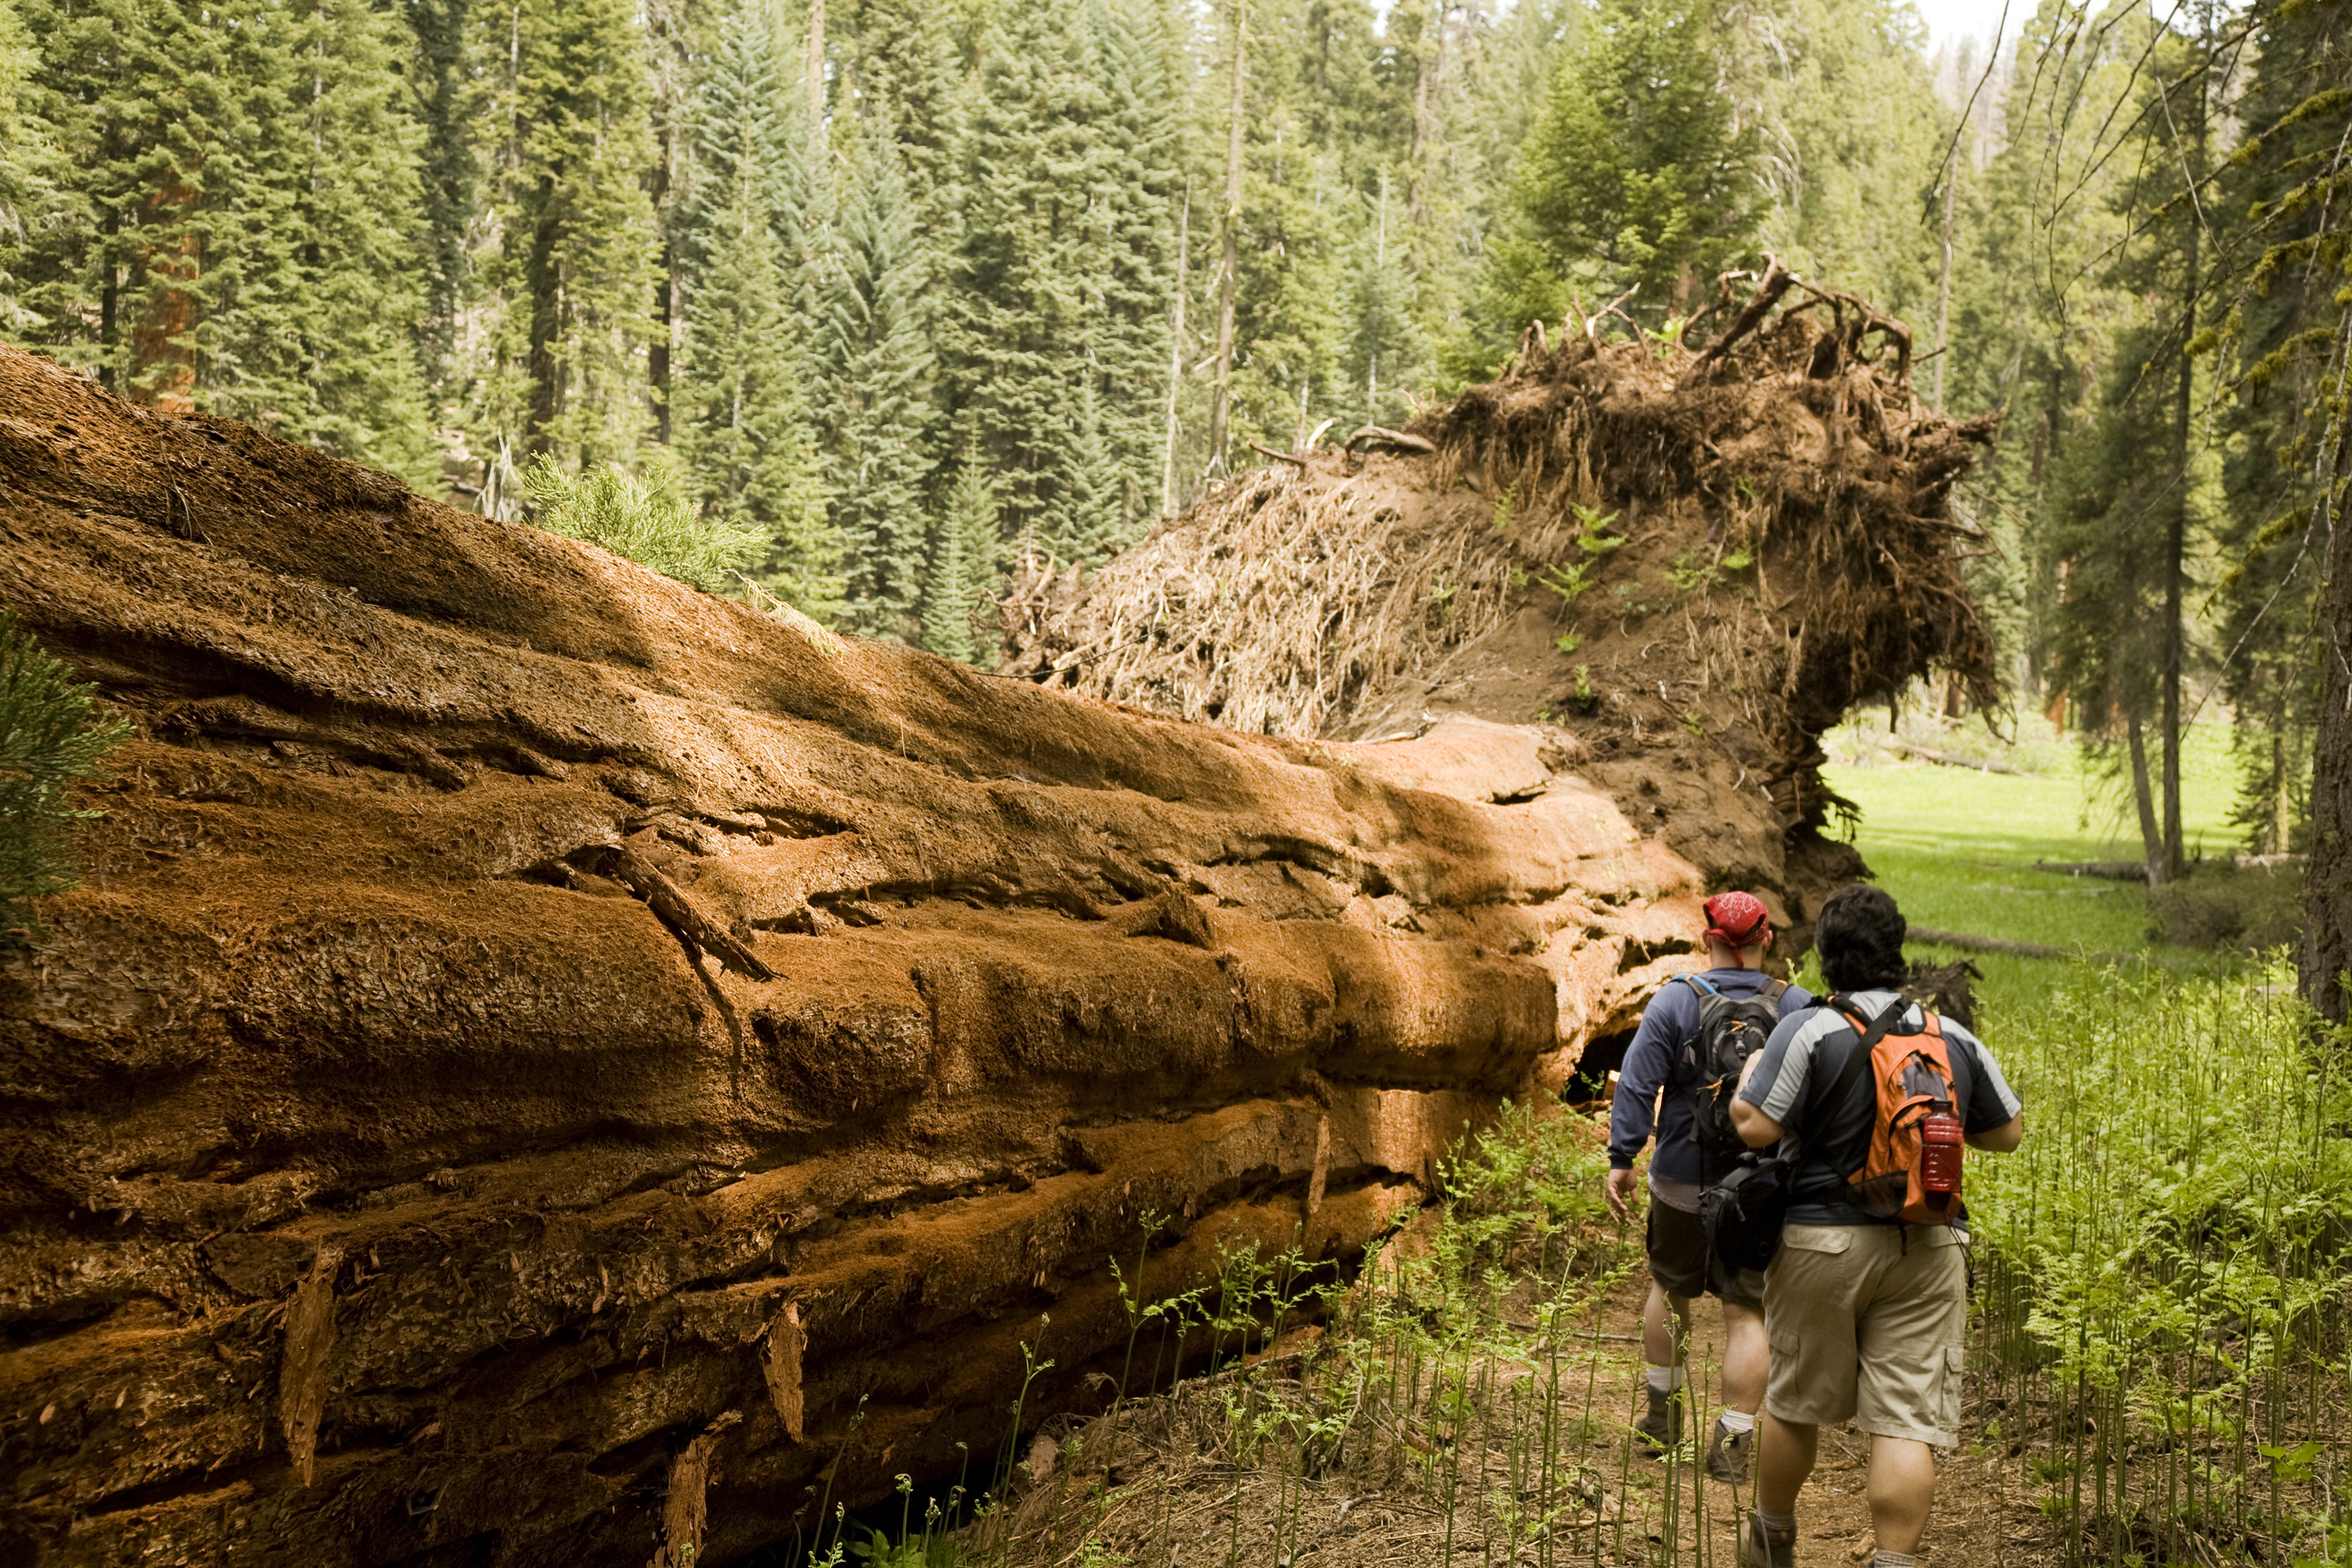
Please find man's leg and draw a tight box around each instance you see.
[1864,1433,1936,1552]
[1740,1411,1816,1566]
[1702,1297,1768,1482]
[1719,1299,1766,1413]
[1635,1282,1694,1449]
[1754,1410,1818,1515]
[1643,1282,1693,1371]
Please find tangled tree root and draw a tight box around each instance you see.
[1000,264,2000,840]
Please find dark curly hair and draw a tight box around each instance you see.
[1814,883,1907,993]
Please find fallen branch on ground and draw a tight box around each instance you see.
[2031,860,2148,883]
[1910,927,2194,968]
[1882,737,2028,775]
[604,846,778,981]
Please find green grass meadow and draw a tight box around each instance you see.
[1820,718,2242,1019]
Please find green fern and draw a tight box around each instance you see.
[0,613,132,941]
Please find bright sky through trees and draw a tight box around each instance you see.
[1911,0,2020,49]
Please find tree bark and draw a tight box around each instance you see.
[1207,0,1246,474]
[806,0,826,157]
[2128,712,2166,887]
[1160,183,1189,516]
[2302,319,2352,1025]
[2161,70,2200,887]
[1933,134,1958,412]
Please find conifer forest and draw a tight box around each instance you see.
[5,0,2350,905]
[8,0,2352,1564]
[0,0,2339,815]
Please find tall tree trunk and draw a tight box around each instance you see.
[651,164,674,445]
[1207,0,1245,474]
[1161,182,1189,516]
[2128,713,2165,887]
[646,0,684,446]
[806,0,826,156]
[2301,308,2352,1025]
[2161,99,2200,885]
[524,186,562,456]
[1407,0,1438,224]
[1933,159,1956,413]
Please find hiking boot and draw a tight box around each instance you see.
[1633,1382,1682,1453]
[1704,1415,1753,1483]
[1737,1512,1796,1568]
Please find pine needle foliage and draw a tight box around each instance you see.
[0,613,130,942]
[520,454,766,592]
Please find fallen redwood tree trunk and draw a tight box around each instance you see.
[0,348,1720,1567]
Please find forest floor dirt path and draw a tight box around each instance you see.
[956,1222,2053,1568]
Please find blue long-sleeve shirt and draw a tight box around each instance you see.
[1607,968,1815,1187]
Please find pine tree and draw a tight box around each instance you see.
[0,0,48,333]
[197,0,436,477]
[840,0,967,217]
[471,0,660,465]
[1091,0,1179,535]
[1506,0,1762,322]
[2042,322,2181,882]
[9,0,433,476]
[944,0,1108,554]
[673,0,842,617]
[403,0,474,401]
[2211,0,2338,858]
[8,0,210,400]
[921,437,1002,664]
[0,612,131,942]
[821,110,937,638]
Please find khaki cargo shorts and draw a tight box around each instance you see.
[1762,1223,1967,1447]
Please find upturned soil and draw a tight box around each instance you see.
[1002,270,1998,940]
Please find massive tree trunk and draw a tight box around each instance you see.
[0,345,1713,1566]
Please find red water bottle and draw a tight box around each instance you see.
[1920,1109,1964,1211]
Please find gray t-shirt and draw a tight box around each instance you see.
[1737,989,2021,1226]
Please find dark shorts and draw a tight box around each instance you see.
[1646,1197,1765,1311]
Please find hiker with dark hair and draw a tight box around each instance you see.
[1605,891,1813,1482]
[1729,884,2025,1568]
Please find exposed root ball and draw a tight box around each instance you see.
[1001,269,2000,837]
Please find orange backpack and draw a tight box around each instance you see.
[1832,1000,1965,1225]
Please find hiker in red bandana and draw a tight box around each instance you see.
[1606,890,1813,1482]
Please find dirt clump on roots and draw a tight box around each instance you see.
[1001,265,2001,923]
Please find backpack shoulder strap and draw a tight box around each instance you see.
[1761,977,1788,1003]
[1809,995,1910,1126]
[1681,975,1719,997]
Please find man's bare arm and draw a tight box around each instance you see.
[1730,1049,1784,1147]
[1968,1114,2024,1153]
[1730,1097,1783,1148]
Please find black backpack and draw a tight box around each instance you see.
[1678,975,1788,1159]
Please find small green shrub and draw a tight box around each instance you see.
[2147,860,2302,951]
[0,613,132,940]
[520,454,767,592]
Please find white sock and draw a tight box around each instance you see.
[1871,1553,1919,1568]
[1645,1363,1685,1392]
[1718,1407,1756,1434]
[1755,1505,1796,1532]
